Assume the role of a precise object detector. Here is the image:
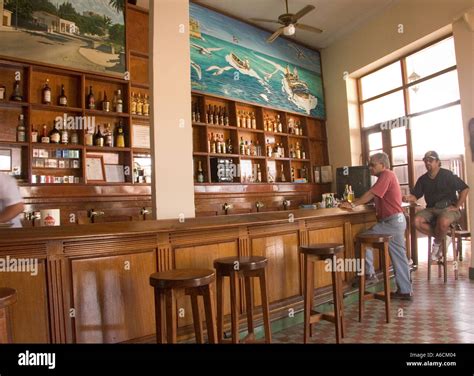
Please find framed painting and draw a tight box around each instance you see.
[0,0,126,76]
[86,154,105,182]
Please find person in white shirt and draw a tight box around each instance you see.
[0,174,24,228]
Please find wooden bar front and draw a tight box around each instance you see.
[0,207,376,343]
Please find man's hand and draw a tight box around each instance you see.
[446,205,460,212]
[402,194,417,203]
[339,202,353,210]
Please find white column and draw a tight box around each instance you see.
[453,13,474,279]
[149,0,195,219]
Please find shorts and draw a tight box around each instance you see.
[415,207,461,226]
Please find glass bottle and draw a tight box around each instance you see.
[85,127,94,146]
[280,164,286,182]
[115,120,125,148]
[143,94,150,116]
[49,123,61,144]
[102,91,110,112]
[105,123,113,147]
[61,128,68,144]
[70,129,79,145]
[115,89,123,113]
[42,79,52,105]
[87,86,95,109]
[0,84,6,101]
[256,164,262,183]
[10,78,23,101]
[41,124,50,143]
[197,160,205,183]
[136,93,143,115]
[58,84,67,107]
[31,126,38,143]
[16,114,26,142]
[94,125,104,147]
[131,93,137,115]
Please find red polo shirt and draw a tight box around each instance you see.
[370,169,403,220]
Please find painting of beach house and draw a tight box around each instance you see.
[0,0,125,76]
[189,3,325,119]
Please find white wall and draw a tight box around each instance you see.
[150,0,195,219]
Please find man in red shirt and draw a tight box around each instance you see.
[340,152,412,299]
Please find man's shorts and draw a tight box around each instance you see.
[415,207,461,226]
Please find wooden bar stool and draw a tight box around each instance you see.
[428,225,458,283]
[356,234,392,324]
[0,288,17,344]
[213,256,271,344]
[299,244,345,344]
[149,269,217,344]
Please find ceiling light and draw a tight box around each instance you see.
[283,24,295,36]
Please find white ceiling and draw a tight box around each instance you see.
[193,0,398,49]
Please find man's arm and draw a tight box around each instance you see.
[402,194,417,203]
[340,190,375,209]
[451,187,469,211]
[0,202,24,224]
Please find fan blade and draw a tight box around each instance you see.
[249,18,281,24]
[267,27,284,43]
[293,5,315,21]
[295,23,323,33]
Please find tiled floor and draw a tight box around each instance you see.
[273,237,474,344]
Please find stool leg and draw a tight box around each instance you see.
[443,239,448,283]
[428,236,432,281]
[153,288,166,344]
[337,265,345,338]
[216,271,224,343]
[452,231,458,281]
[259,267,272,344]
[243,275,254,338]
[382,243,391,324]
[458,235,463,261]
[229,271,240,343]
[331,257,342,344]
[190,292,203,344]
[0,308,13,344]
[202,283,218,344]
[303,254,314,343]
[165,288,177,344]
[359,243,366,323]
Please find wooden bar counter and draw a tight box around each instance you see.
[0,207,376,343]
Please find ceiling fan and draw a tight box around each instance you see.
[249,0,322,43]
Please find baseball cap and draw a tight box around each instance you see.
[423,151,439,161]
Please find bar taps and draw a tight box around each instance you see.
[140,207,151,220]
[222,203,233,215]
[283,199,291,210]
[25,211,41,226]
[88,209,105,223]
[255,201,264,212]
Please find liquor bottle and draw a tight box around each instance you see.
[61,128,68,144]
[10,78,23,101]
[227,138,233,154]
[143,95,150,116]
[219,107,224,126]
[58,84,67,107]
[104,123,113,147]
[0,84,6,101]
[191,102,196,122]
[240,137,245,155]
[70,130,79,145]
[115,89,123,113]
[216,134,222,154]
[224,108,229,126]
[256,164,262,183]
[302,149,306,160]
[210,133,216,153]
[42,79,52,105]
[115,120,125,147]
[87,86,95,109]
[251,112,256,129]
[206,104,211,124]
[197,160,205,183]
[196,104,201,122]
[131,93,137,115]
[255,139,262,156]
[280,164,286,182]
[41,124,50,143]
[213,105,219,125]
[246,112,252,128]
[266,139,272,157]
[291,167,295,182]
[277,115,283,133]
[49,123,61,144]
[236,110,241,128]
[245,141,250,156]
[295,142,301,159]
[31,126,38,143]
[16,114,26,142]
[102,91,110,112]
[263,114,268,131]
[250,140,256,156]
[207,133,211,153]
[85,128,94,146]
[94,125,104,147]
[136,93,143,116]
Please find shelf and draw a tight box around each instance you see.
[133,148,151,154]
[0,141,29,147]
[193,152,208,156]
[290,158,311,162]
[32,167,80,170]
[0,101,28,108]
[267,157,290,161]
[129,50,149,59]
[85,109,129,118]
[264,131,288,137]
[131,114,150,121]
[192,122,207,128]
[205,123,235,130]
[209,153,239,158]
[288,134,308,139]
[236,128,263,134]
[31,103,82,112]
[31,143,83,149]
[239,155,266,159]
[86,146,131,152]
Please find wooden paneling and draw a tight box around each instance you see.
[0,260,50,343]
[130,56,149,85]
[127,8,149,55]
[174,241,238,328]
[252,233,300,304]
[71,251,156,343]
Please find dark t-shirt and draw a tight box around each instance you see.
[411,168,469,208]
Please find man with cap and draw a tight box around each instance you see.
[403,151,469,260]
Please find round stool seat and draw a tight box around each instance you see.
[0,288,17,309]
[213,256,267,272]
[150,269,215,289]
[356,233,392,243]
[455,230,470,237]
[300,244,344,257]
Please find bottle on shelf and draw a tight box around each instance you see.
[213,105,219,125]
[280,164,286,182]
[102,91,110,112]
[256,164,262,183]
[58,84,67,107]
[206,104,211,124]
[0,84,6,101]
[42,79,51,105]
[10,77,23,101]
[115,120,125,147]
[239,137,245,155]
[196,102,201,122]
[255,139,262,156]
[136,93,143,115]
[131,93,137,115]
[87,86,95,109]
[94,125,104,147]
[49,123,61,144]
[216,134,222,154]
[227,138,233,154]
[277,114,283,133]
[295,142,301,159]
[114,89,123,113]
[41,124,50,143]
[70,129,79,145]
[263,114,268,131]
[61,128,68,144]
[219,107,224,126]
[236,110,241,128]
[246,111,252,128]
[251,112,256,129]
[85,127,94,146]
[266,139,272,157]
[210,133,216,153]
[143,95,150,117]
[16,114,26,142]
[197,160,205,183]
[224,108,229,126]
[192,102,196,122]
[104,123,113,147]
[31,126,38,143]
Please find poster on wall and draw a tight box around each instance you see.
[189,3,325,119]
[0,0,125,75]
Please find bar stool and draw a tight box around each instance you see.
[454,230,470,262]
[428,225,458,283]
[0,288,17,344]
[356,234,392,323]
[213,256,271,344]
[299,244,345,344]
[149,269,217,344]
